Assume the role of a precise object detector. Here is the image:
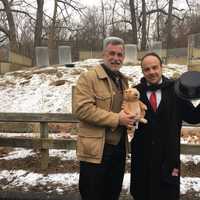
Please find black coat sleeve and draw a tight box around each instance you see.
[178,98,200,124]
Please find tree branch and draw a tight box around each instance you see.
[172,7,185,12]
[0,35,7,43]
[185,0,192,11]
[0,25,9,37]
[144,9,183,21]
[23,0,52,20]
[0,9,35,20]
[57,0,84,15]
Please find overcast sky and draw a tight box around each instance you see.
[39,0,199,10]
[80,0,189,8]
[43,0,190,14]
[81,0,97,6]
[41,0,197,18]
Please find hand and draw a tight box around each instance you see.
[119,110,136,127]
[171,168,179,176]
[121,101,125,109]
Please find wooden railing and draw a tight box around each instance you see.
[0,112,199,169]
[0,113,78,169]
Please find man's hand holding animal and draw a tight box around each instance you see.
[123,88,147,141]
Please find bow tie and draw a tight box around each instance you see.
[146,84,162,91]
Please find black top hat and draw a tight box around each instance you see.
[174,71,200,100]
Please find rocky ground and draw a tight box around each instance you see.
[0,146,199,200]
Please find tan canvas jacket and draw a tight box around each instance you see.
[74,64,128,163]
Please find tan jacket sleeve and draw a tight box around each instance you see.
[74,71,119,128]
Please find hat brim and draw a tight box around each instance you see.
[174,80,200,100]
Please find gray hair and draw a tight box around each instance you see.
[103,36,125,50]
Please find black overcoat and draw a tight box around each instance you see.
[130,76,200,200]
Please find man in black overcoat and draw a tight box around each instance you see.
[130,52,200,200]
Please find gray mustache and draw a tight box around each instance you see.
[111,61,121,65]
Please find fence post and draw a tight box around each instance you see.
[72,85,75,114]
[40,122,49,170]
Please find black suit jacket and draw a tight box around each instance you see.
[130,76,200,200]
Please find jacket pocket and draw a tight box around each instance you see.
[94,94,112,110]
[77,135,104,158]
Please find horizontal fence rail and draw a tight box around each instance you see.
[0,113,79,123]
[0,137,76,149]
[0,113,199,169]
[181,144,200,155]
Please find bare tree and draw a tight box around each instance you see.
[101,0,106,39]
[34,0,44,48]
[31,0,44,64]
[165,0,173,63]
[111,0,117,33]
[0,0,18,52]
[48,0,58,64]
[155,0,160,40]
[141,0,147,50]
[129,0,138,44]
[166,0,173,50]
[0,0,38,54]
[75,6,103,51]
[0,0,196,61]
[46,0,84,64]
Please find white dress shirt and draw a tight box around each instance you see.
[146,79,162,108]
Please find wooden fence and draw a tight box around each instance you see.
[0,113,199,169]
[0,113,78,169]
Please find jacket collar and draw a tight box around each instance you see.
[140,75,174,92]
[95,64,108,79]
[95,64,128,82]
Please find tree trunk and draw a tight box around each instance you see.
[34,0,44,47]
[48,0,58,65]
[166,0,173,49]
[129,0,138,45]
[156,0,160,40]
[2,0,18,52]
[111,0,117,33]
[141,0,147,50]
[33,0,44,65]
[166,0,173,63]
[101,0,106,40]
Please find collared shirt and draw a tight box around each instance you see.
[101,63,123,91]
[147,79,162,108]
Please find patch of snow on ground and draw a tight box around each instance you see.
[49,149,77,161]
[0,148,77,161]
[2,148,200,165]
[181,154,200,165]
[0,170,200,195]
[0,147,199,195]
[181,177,200,194]
[0,60,188,113]
[0,148,35,160]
